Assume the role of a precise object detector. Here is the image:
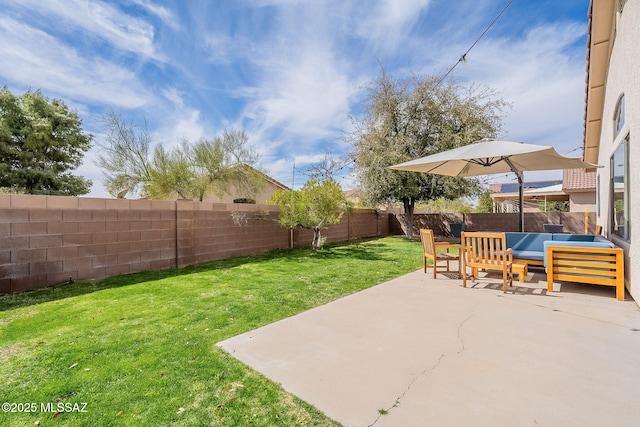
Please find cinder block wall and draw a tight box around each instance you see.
[0,195,387,294]
[394,211,597,236]
[293,209,384,247]
[0,195,177,293]
[174,201,288,268]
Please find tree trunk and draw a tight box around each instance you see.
[312,226,322,250]
[403,197,416,238]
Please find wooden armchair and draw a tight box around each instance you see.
[461,232,513,293]
[420,229,461,278]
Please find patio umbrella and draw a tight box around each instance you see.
[388,139,599,232]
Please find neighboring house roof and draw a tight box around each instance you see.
[583,0,617,164]
[343,189,362,201]
[259,171,290,191]
[491,181,568,211]
[489,180,562,194]
[524,184,565,195]
[562,168,596,192]
[220,166,290,203]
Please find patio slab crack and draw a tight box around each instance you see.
[367,311,476,427]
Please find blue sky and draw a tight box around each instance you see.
[1,0,590,198]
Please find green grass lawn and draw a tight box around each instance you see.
[0,237,425,427]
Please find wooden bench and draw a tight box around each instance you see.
[461,232,513,293]
[546,245,625,300]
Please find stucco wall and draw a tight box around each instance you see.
[204,180,284,204]
[569,192,596,213]
[595,0,639,300]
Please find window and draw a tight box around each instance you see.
[597,174,600,217]
[614,94,625,137]
[610,136,629,240]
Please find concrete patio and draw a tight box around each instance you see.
[218,265,640,426]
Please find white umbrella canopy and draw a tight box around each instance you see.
[388,139,600,231]
[388,139,595,176]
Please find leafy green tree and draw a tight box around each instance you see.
[270,179,349,249]
[349,69,507,237]
[539,201,569,212]
[421,197,474,213]
[0,87,92,195]
[475,190,494,213]
[96,111,263,201]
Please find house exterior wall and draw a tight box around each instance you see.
[595,0,640,300]
[204,180,284,204]
[569,192,596,213]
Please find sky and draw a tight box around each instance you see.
[0,0,591,198]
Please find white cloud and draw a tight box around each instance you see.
[77,147,111,199]
[155,109,206,146]
[155,88,207,144]
[354,0,433,51]
[240,41,357,155]
[398,19,586,156]
[233,0,435,187]
[4,0,163,60]
[204,34,235,64]
[246,0,307,6]
[0,16,151,108]
[459,22,586,152]
[130,0,180,30]
[1,0,591,196]
[257,54,353,136]
[161,87,186,109]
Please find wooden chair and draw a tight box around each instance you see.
[461,232,513,293]
[420,229,461,279]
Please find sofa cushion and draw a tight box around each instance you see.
[551,234,595,242]
[512,250,545,262]
[506,232,552,253]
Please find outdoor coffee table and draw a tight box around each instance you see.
[513,262,528,282]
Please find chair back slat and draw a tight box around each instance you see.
[420,228,460,278]
[461,231,513,292]
[420,229,436,257]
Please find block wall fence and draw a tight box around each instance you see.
[0,193,597,295]
[0,194,389,294]
[389,211,598,236]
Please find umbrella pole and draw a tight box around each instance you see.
[518,174,524,232]
[504,158,524,232]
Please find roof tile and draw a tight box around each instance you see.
[563,168,596,191]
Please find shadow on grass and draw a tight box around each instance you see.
[0,238,397,312]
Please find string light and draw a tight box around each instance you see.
[432,0,516,90]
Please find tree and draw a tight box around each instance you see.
[0,87,92,195]
[95,111,264,201]
[539,200,569,212]
[476,190,494,213]
[306,152,352,181]
[349,69,508,237]
[270,179,349,249]
[421,197,474,213]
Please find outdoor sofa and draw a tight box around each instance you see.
[504,232,624,300]
[505,232,614,266]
